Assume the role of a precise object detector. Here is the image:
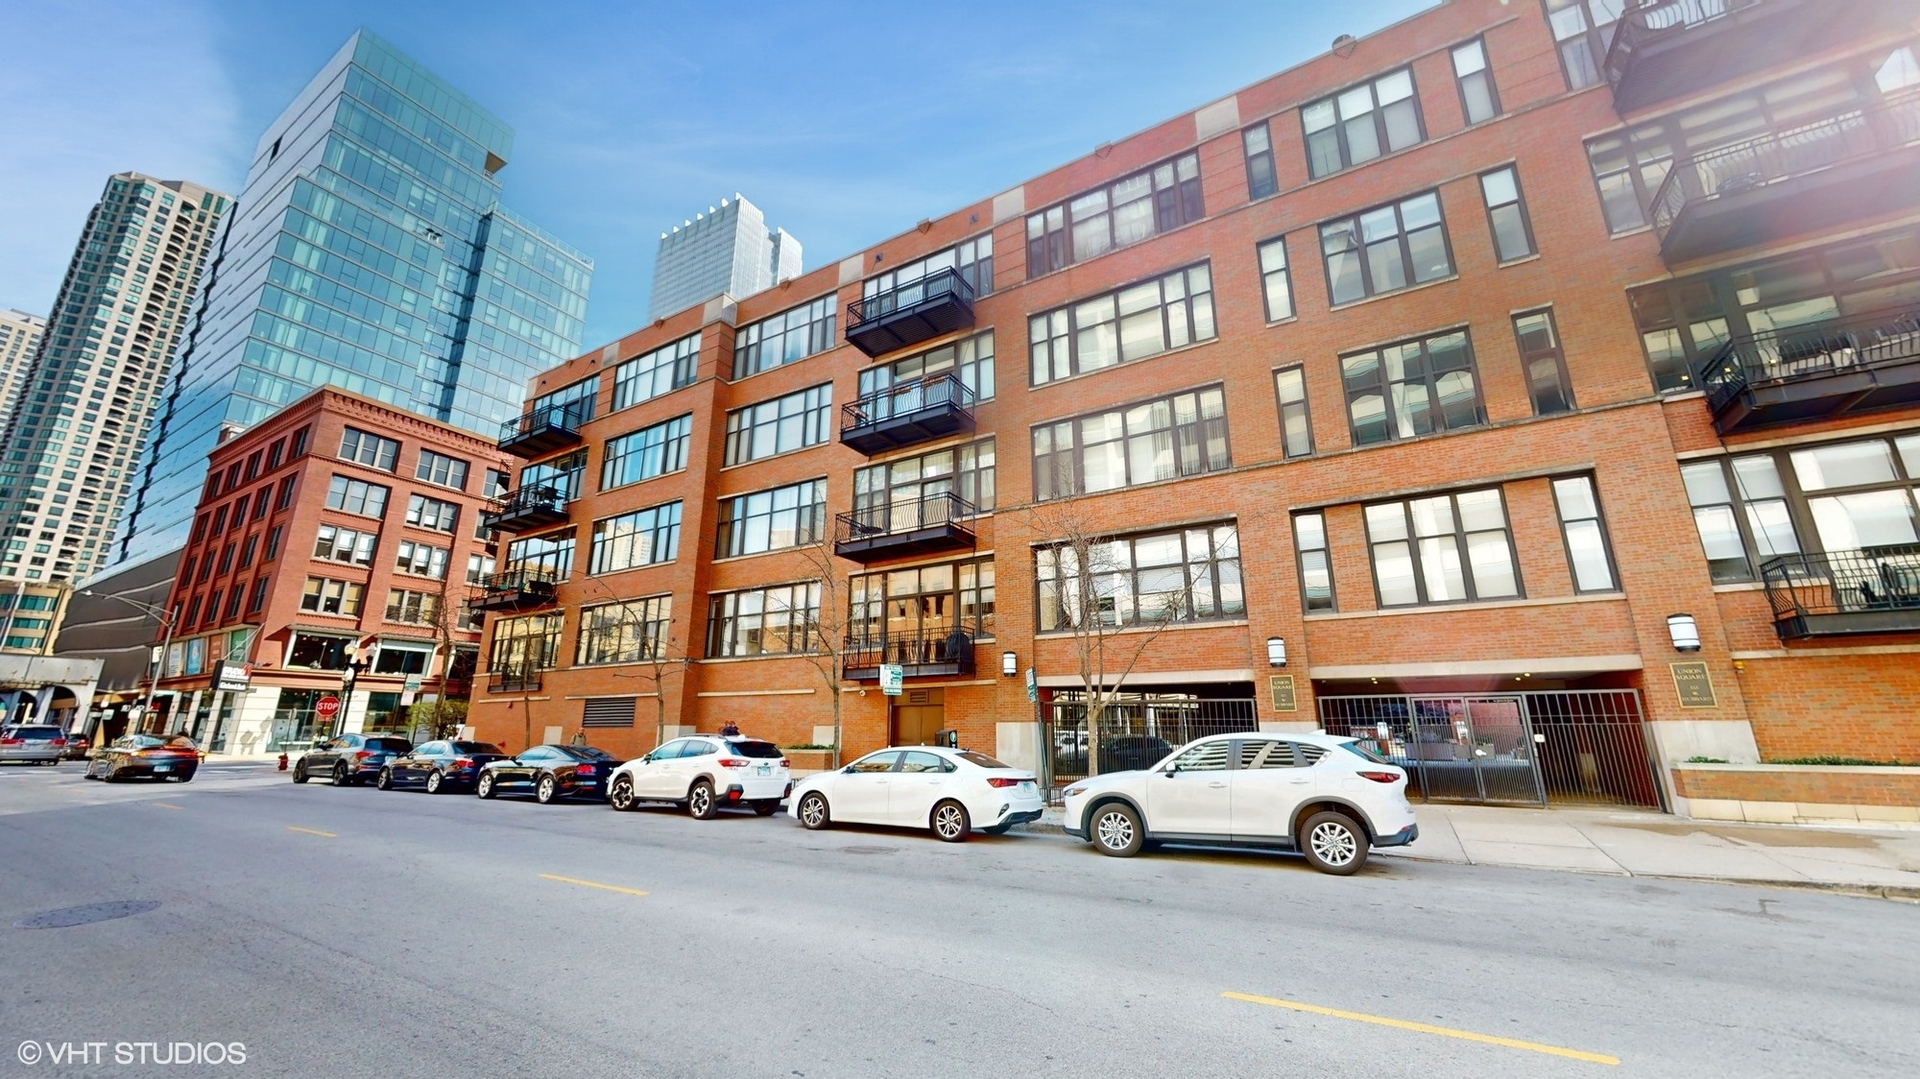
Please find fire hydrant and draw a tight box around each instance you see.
[277,752,289,771]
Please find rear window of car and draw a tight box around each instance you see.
[559,746,617,761]
[724,739,782,759]
[453,742,503,754]
[7,727,61,740]
[367,738,412,753]
[955,751,1009,769]
[163,736,198,749]
[1336,740,1391,765]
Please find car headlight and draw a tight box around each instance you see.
[1062,785,1087,797]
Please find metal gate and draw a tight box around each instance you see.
[1317,690,1662,809]
[1044,696,1258,788]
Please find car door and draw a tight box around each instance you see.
[833,751,903,823]
[502,747,549,789]
[632,740,685,797]
[307,736,342,771]
[674,739,718,797]
[1143,739,1233,837]
[400,742,443,785]
[1229,739,1318,843]
[889,751,954,826]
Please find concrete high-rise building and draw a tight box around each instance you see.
[0,174,229,583]
[647,195,801,320]
[0,309,47,431]
[115,28,593,562]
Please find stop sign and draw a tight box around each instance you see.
[315,696,342,720]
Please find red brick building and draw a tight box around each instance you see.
[469,0,1920,815]
[155,388,513,754]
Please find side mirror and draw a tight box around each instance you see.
[842,764,858,774]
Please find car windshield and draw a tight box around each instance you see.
[1336,740,1391,765]
[559,746,617,761]
[452,742,503,754]
[724,739,782,759]
[955,751,1010,769]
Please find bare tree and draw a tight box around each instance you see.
[573,573,691,751]
[417,568,465,741]
[787,530,860,768]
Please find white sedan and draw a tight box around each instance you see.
[790,746,1043,842]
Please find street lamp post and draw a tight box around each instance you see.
[78,589,177,736]
[334,640,371,739]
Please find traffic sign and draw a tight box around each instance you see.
[315,696,342,720]
[879,664,904,696]
[1025,667,1038,703]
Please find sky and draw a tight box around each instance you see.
[0,0,1438,350]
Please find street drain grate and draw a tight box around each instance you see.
[838,846,896,855]
[14,901,161,929]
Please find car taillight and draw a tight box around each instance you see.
[50,738,66,747]
[0,738,22,746]
[717,757,749,769]
[454,757,473,768]
[355,750,374,760]
[575,765,597,776]
[778,757,789,768]
[1358,771,1402,784]
[985,777,1023,788]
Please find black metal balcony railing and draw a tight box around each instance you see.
[833,491,977,563]
[478,484,569,534]
[1647,88,1920,260]
[469,567,559,611]
[845,267,977,358]
[839,372,977,455]
[841,629,976,681]
[498,404,587,459]
[1761,545,1920,639]
[1603,0,1763,102]
[1695,307,1920,432]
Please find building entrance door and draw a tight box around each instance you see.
[890,688,945,745]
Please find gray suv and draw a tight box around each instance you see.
[295,733,414,786]
[0,724,70,765]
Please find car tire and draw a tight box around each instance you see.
[536,775,559,805]
[797,791,831,830]
[609,775,637,812]
[292,761,309,784]
[931,800,971,843]
[687,779,717,820]
[749,798,780,816]
[175,772,195,783]
[1090,801,1145,858]
[1299,810,1368,876]
[332,763,353,787]
[425,770,445,795]
[477,773,497,799]
[375,768,393,791]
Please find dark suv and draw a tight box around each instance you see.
[295,733,415,786]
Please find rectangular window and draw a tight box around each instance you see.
[1452,38,1500,124]
[715,481,825,558]
[1513,310,1575,415]
[465,553,496,585]
[1025,152,1204,277]
[706,582,821,658]
[1302,68,1423,179]
[722,387,831,466]
[520,449,587,502]
[1680,442,1866,582]
[591,500,683,572]
[312,524,376,565]
[863,235,996,307]
[394,539,450,579]
[223,588,244,621]
[415,450,469,490]
[405,494,459,533]
[1029,263,1216,386]
[299,577,365,616]
[216,542,235,574]
[1032,389,1227,501]
[732,296,836,379]
[1365,488,1520,606]
[1341,329,1485,445]
[1480,167,1536,262]
[849,556,996,644]
[602,414,693,488]
[1255,237,1295,322]
[267,439,285,470]
[252,486,270,520]
[325,476,389,518]
[1545,0,1621,92]
[1552,475,1617,592]
[1036,522,1243,630]
[276,475,296,509]
[1243,124,1278,200]
[238,534,259,569]
[384,589,440,625]
[339,427,400,471]
[854,439,996,524]
[372,644,432,675]
[857,330,996,404]
[1320,192,1452,305]
[264,526,282,562]
[489,612,564,678]
[484,469,510,499]
[576,595,673,666]
[505,531,575,582]
[613,332,700,410]
[1274,366,1315,458]
[530,377,598,426]
[249,576,270,613]
[1294,512,1335,611]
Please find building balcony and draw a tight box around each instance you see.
[833,491,977,564]
[1649,88,1920,264]
[842,630,976,681]
[498,405,585,459]
[844,267,976,358]
[1603,0,1849,116]
[839,372,976,456]
[478,484,569,534]
[487,668,543,694]
[1762,545,1920,639]
[468,568,559,611]
[1696,308,1920,433]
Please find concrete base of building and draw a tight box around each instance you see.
[1671,763,1920,828]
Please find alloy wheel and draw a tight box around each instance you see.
[1096,810,1135,851]
[1309,820,1359,867]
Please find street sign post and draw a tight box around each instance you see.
[1025,667,1038,703]
[879,664,904,696]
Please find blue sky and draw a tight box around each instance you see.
[1,0,1437,349]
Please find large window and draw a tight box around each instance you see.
[299,577,365,616]
[1514,310,1575,416]
[602,414,692,489]
[733,296,836,379]
[1364,488,1520,606]
[1244,124,1278,200]
[1302,68,1423,179]
[854,439,995,522]
[614,332,700,410]
[1544,0,1622,91]
[1480,167,1535,263]
[1257,237,1293,322]
[716,480,825,558]
[1029,264,1216,386]
[312,524,376,565]
[1036,523,1243,631]
[385,589,441,625]
[1320,192,1452,305]
[339,427,399,471]
[577,596,673,665]
[1294,512,1335,611]
[864,235,994,304]
[521,449,587,501]
[505,531,575,582]
[1274,367,1314,458]
[394,539,449,579]
[490,612,564,677]
[530,376,597,425]
[415,450,468,490]
[722,386,831,465]
[850,557,995,644]
[1025,153,1204,277]
[405,494,459,534]
[1341,329,1485,446]
[1553,475,1618,592]
[1033,388,1227,501]
[1453,38,1500,124]
[590,501,683,573]
[325,476,389,518]
[857,331,995,403]
[706,583,821,658]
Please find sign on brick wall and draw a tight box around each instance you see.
[1670,662,1717,708]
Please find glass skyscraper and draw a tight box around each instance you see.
[116,29,592,559]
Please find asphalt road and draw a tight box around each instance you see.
[1,760,1916,1079]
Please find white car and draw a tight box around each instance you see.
[790,746,1044,842]
[1060,732,1417,875]
[607,734,791,819]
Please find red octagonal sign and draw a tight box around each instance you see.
[314,696,342,720]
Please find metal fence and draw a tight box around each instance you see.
[1044,697,1259,786]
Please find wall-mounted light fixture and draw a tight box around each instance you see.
[1667,613,1701,652]
[1266,636,1287,668]
[1001,651,1017,677]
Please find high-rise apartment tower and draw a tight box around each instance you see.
[0,309,48,431]
[648,195,800,320]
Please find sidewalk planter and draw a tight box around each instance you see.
[1671,763,1920,825]
[785,748,835,772]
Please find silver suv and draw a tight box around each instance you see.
[0,725,70,765]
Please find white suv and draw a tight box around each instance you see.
[1060,732,1417,875]
[607,735,791,819]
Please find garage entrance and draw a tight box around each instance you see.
[890,687,946,746]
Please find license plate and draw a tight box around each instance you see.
[154,764,172,772]
[757,765,771,776]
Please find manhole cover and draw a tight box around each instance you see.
[839,846,896,855]
[14,900,161,929]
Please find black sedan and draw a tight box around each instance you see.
[476,744,620,803]
[375,740,509,793]
[85,734,201,782]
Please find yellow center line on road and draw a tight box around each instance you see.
[539,873,649,897]
[151,802,185,810]
[1222,991,1619,1066]
[286,826,337,838]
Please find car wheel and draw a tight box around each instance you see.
[797,791,831,830]
[609,775,637,812]
[292,761,309,784]
[1090,801,1144,857]
[425,770,445,795]
[1300,811,1367,875]
[332,763,353,787]
[749,798,780,816]
[536,774,559,804]
[687,779,716,820]
[931,800,971,843]
[477,773,497,799]
[375,768,393,791]
[175,771,195,784]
